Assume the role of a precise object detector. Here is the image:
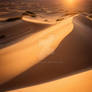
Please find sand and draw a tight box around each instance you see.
[0,12,22,21]
[22,15,56,24]
[0,15,74,85]
[0,15,92,91]
[8,70,92,92]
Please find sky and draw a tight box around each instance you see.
[0,0,92,13]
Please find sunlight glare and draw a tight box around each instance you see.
[62,0,77,9]
[67,0,75,4]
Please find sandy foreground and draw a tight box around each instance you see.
[8,70,92,92]
[0,15,92,91]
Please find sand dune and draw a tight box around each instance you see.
[0,12,22,21]
[22,15,56,24]
[0,16,73,85]
[0,19,51,48]
[0,15,92,91]
[8,70,92,92]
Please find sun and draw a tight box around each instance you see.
[67,0,75,4]
[65,0,76,5]
[62,0,77,9]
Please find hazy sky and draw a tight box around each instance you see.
[0,0,92,12]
